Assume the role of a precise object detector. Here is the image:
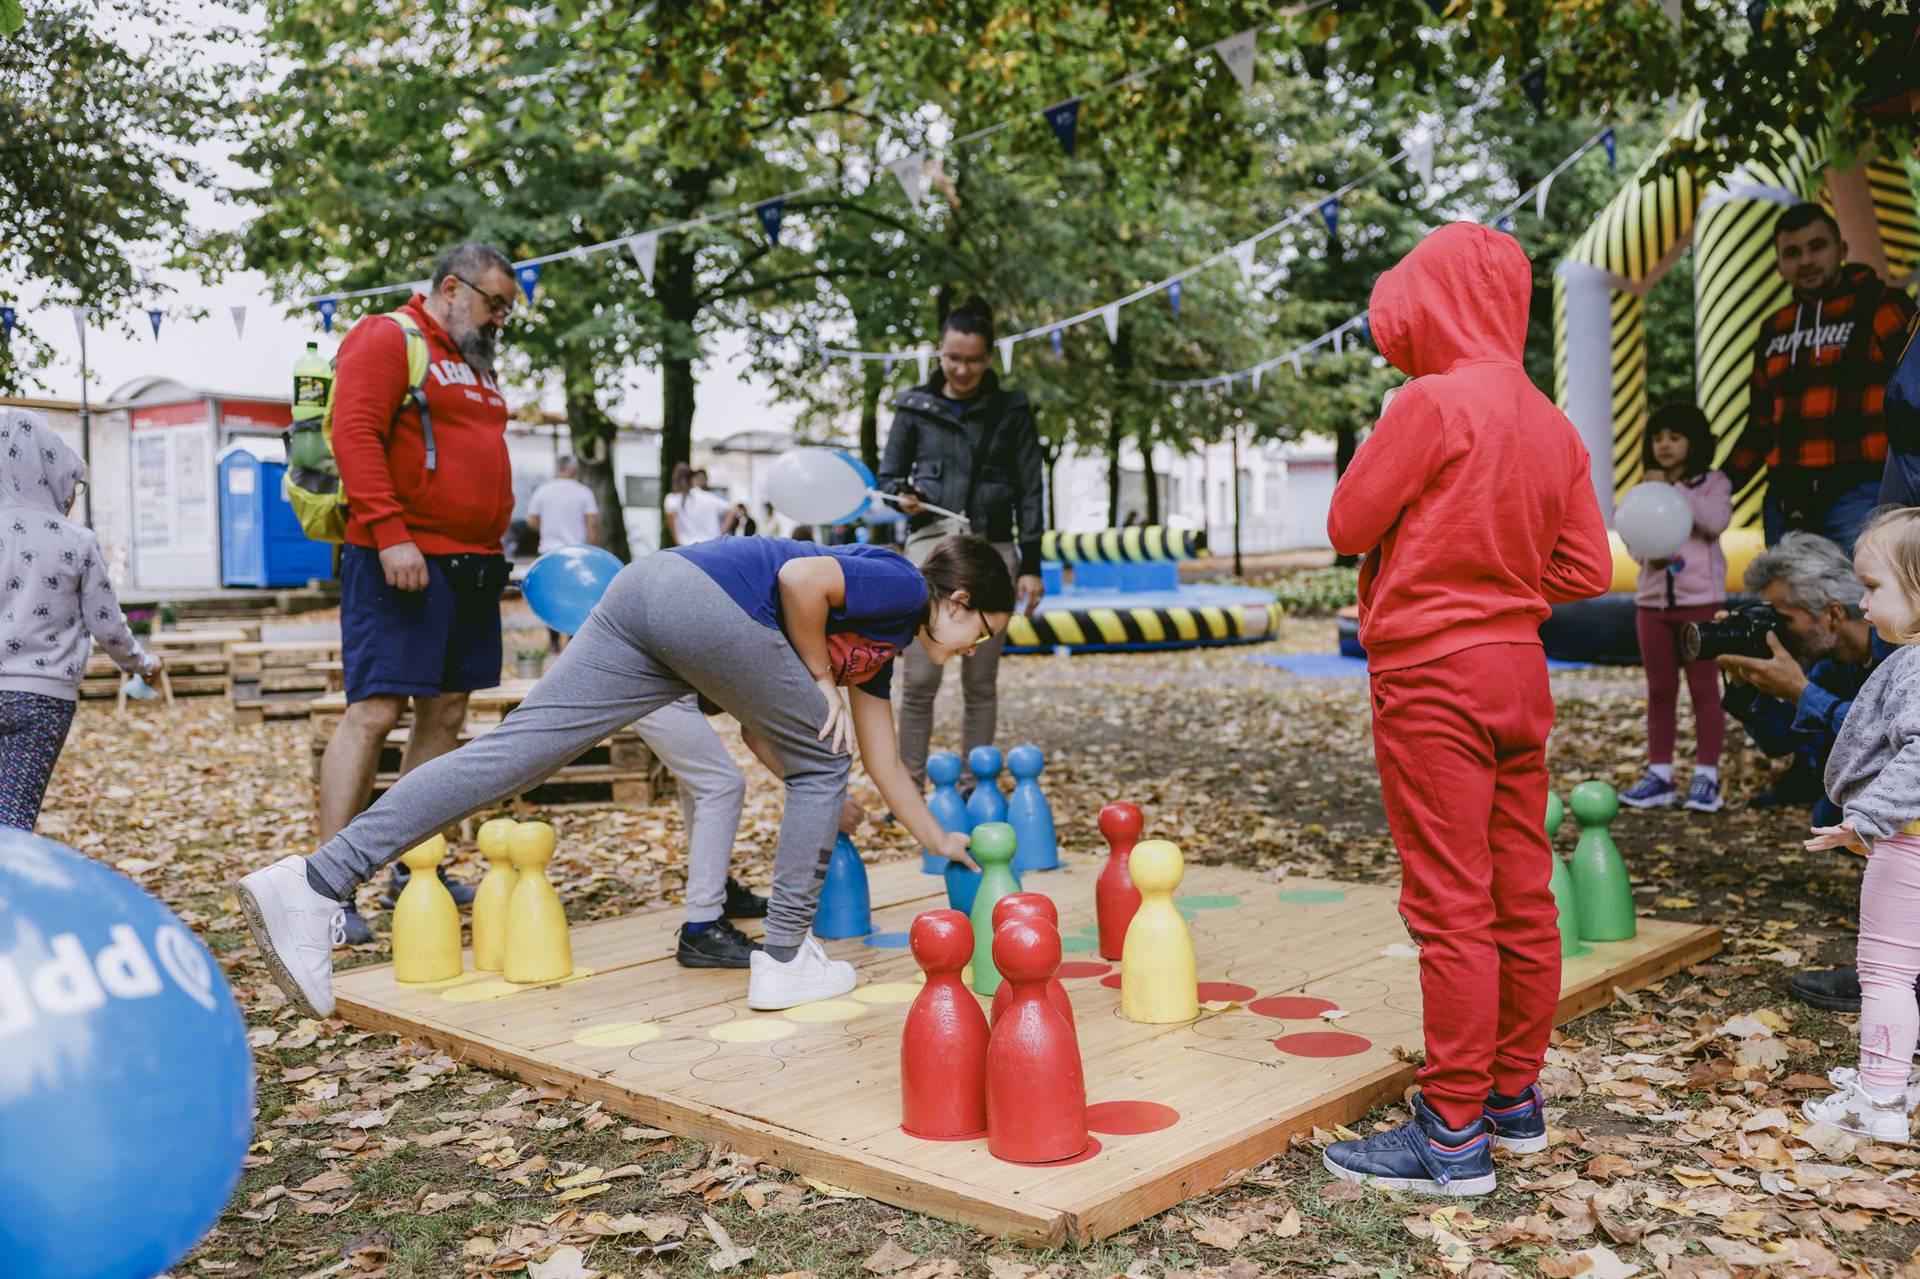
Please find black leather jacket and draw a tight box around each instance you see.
[876,371,1046,576]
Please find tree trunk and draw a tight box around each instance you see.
[1039,437,1061,530]
[1106,413,1123,526]
[562,347,630,561]
[1333,423,1359,567]
[1138,427,1159,524]
[657,229,699,548]
[860,361,883,475]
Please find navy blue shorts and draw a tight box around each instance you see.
[340,545,510,703]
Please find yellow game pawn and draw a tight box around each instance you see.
[1120,839,1198,1023]
[471,817,520,972]
[393,834,463,984]
[503,820,572,984]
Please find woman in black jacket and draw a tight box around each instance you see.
[877,297,1047,787]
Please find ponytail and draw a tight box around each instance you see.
[918,533,1015,618]
[941,295,996,347]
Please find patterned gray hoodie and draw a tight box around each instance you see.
[0,408,156,700]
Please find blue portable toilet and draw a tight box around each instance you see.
[218,442,334,587]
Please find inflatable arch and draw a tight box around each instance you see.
[1553,107,1920,539]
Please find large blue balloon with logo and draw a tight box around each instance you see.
[525,544,625,636]
[0,828,254,1279]
[831,450,874,524]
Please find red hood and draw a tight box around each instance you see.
[1369,223,1532,377]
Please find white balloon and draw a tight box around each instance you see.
[1614,481,1694,560]
[765,448,870,524]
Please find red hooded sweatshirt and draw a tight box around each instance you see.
[1328,223,1613,672]
[331,294,514,555]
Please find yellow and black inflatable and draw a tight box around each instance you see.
[1040,526,1207,563]
[1005,597,1282,652]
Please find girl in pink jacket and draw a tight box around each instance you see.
[1623,403,1733,813]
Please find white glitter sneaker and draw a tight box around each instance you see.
[1802,1077,1912,1144]
[238,854,344,1019]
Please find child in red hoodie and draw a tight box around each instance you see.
[1323,223,1614,1196]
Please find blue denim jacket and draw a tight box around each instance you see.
[1723,631,1896,825]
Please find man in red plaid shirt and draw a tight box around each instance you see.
[1727,204,1917,556]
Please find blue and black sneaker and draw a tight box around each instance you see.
[1323,1093,1496,1196]
[1482,1083,1548,1153]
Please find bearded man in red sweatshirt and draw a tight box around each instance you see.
[315,241,518,943]
[1323,223,1614,1196]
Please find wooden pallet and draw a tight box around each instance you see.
[334,858,1721,1243]
[230,637,344,723]
[79,628,251,700]
[305,682,538,739]
[308,709,670,809]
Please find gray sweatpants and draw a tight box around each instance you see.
[634,696,746,925]
[306,552,847,948]
[894,520,1018,788]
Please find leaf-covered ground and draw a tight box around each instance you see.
[37,618,1920,1278]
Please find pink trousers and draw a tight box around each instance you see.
[1859,833,1920,1096]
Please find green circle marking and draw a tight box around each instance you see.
[1061,934,1099,953]
[1278,889,1349,905]
[1177,894,1242,910]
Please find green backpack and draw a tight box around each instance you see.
[284,311,436,543]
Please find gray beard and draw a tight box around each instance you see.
[448,316,498,378]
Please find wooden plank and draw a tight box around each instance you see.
[330,865,1721,1243]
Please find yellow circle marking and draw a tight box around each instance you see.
[572,1021,661,1047]
[784,999,866,1023]
[439,966,597,1002]
[708,1020,796,1043]
[853,982,922,1005]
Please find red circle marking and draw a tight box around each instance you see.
[1100,973,1123,990]
[1197,981,1257,1003]
[901,1126,987,1142]
[1249,995,1340,1020]
[1273,1031,1372,1058]
[1056,961,1113,980]
[1001,1135,1104,1166]
[1085,1101,1180,1135]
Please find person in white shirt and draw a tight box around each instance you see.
[526,455,601,553]
[664,462,735,544]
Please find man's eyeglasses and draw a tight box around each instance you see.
[452,274,515,320]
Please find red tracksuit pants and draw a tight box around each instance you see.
[1368,641,1560,1129]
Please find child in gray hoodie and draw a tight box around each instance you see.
[0,408,160,830]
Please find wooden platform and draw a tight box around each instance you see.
[79,628,252,700]
[229,637,343,723]
[333,857,1720,1243]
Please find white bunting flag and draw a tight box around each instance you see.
[230,306,247,339]
[998,337,1014,374]
[1232,240,1258,286]
[888,152,929,209]
[916,352,931,383]
[882,357,897,380]
[1213,28,1258,93]
[1536,171,1554,219]
[1252,367,1263,391]
[1290,354,1303,376]
[70,306,87,342]
[628,232,660,286]
[1102,303,1120,344]
[1657,0,1682,24]
[1407,130,1435,186]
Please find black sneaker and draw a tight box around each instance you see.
[378,863,478,910]
[676,919,762,969]
[1747,757,1823,810]
[338,905,375,945]
[724,876,768,919]
[1482,1084,1548,1153]
[1789,966,1863,1012]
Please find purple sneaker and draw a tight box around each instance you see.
[1683,775,1723,813]
[1620,770,1676,809]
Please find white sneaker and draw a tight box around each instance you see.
[746,935,857,1010]
[238,854,344,1019]
[1828,1065,1920,1112]
[1802,1077,1913,1144]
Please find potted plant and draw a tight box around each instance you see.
[514,647,548,679]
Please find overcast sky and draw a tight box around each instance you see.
[1,5,799,439]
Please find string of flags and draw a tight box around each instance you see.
[1146,124,1616,392]
[0,0,1365,343]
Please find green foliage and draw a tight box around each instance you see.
[0,0,236,394]
[1257,566,1360,616]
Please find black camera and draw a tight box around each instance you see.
[1682,603,1784,662]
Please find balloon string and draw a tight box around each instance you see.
[870,489,972,529]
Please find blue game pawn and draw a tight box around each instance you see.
[965,745,1008,830]
[944,859,983,915]
[1005,744,1061,873]
[925,751,969,874]
[814,833,874,939]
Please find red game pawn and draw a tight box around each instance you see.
[900,909,990,1139]
[985,918,1088,1163]
[989,893,1076,1045]
[1096,802,1145,960]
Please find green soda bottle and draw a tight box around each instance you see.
[288,341,334,469]
[1544,791,1581,957]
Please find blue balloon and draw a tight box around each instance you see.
[829,450,875,524]
[524,544,626,636]
[0,829,253,1279]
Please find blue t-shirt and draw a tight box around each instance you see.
[669,539,928,698]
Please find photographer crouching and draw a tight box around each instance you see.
[1704,531,1897,1011]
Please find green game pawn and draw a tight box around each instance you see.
[967,822,1022,996]
[1567,781,1635,942]
[1543,792,1581,957]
